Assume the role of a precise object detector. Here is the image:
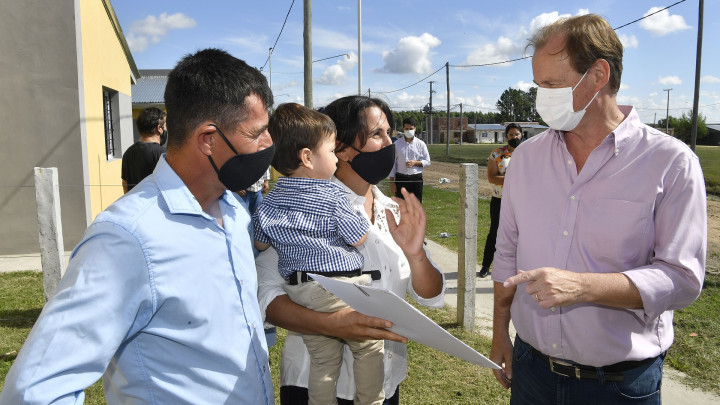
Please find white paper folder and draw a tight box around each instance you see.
[311,274,500,369]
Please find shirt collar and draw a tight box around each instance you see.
[330,176,400,224]
[154,155,238,216]
[551,105,640,157]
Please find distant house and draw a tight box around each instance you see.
[0,0,138,255]
[132,69,170,140]
[427,117,548,144]
[708,124,720,146]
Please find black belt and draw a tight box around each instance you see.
[288,269,381,285]
[532,347,657,383]
[395,173,422,178]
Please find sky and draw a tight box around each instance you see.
[112,0,720,124]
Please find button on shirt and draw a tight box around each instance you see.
[0,156,273,405]
[389,137,431,177]
[256,177,445,400]
[253,176,368,278]
[492,106,706,367]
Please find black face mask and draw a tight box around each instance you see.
[207,124,275,191]
[508,138,521,148]
[160,128,168,146]
[348,143,396,185]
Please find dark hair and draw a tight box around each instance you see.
[322,96,393,153]
[269,103,336,176]
[402,116,417,127]
[136,107,166,136]
[527,14,623,95]
[163,48,273,151]
[505,122,523,135]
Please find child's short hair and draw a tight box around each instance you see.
[269,103,337,176]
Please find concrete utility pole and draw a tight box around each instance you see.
[357,0,362,95]
[429,81,435,145]
[458,163,478,331]
[690,0,704,151]
[445,62,450,156]
[303,0,312,108]
[664,88,672,134]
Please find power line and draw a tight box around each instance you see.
[259,0,296,72]
[372,64,446,94]
[613,0,686,30]
[370,0,688,95]
[451,55,531,69]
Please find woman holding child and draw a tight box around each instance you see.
[255,95,446,405]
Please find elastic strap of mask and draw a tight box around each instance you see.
[209,124,239,155]
[573,69,600,111]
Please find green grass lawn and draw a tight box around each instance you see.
[693,146,720,196]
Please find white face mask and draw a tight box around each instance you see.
[404,129,415,139]
[535,70,599,131]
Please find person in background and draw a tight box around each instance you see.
[490,15,706,405]
[0,48,276,405]
[389,117,430,202]
[121,107,167,193]
[256,96,445,405]
[478,123,523,278]
[238,166,270,213]
[254,102,384,405]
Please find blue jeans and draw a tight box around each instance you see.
[511,336,664,405]
[240,190,263,214]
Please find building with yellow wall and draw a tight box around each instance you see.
[0,0,138,254]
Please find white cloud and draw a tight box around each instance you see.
[639,8,691,36]
[619,34,639,49]
[619,83,630,91]
[528,12,571,34]
[316,52,358,85]
[513,80,536,92]
[658,76,682,85]
[464,36,523,67]
[126,12,196,52]
[702,75,720,84]
[393,92,429,108]
[380,33,441,74]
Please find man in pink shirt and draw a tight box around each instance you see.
[490,14,706,404]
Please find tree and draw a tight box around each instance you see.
[495,87,541,122]
[659,112,708,145]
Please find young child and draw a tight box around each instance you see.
[253,103,384,405]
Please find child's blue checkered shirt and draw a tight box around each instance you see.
[253,177,369,279]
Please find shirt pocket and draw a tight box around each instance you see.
[583,198,651,264]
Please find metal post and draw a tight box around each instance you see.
[459,103,463,145]
[303,0,313,108]
[34,167,66,301]
[446,62,450,156]
[458,163,478,330]
[429,81,434,145]
[357,0,362,95]
[690,0,704,151]
[269,47,272,93]
[664,88,672,134]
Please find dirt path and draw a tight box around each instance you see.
[424,161,720,274]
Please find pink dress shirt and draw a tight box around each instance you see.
[492,106,706,367]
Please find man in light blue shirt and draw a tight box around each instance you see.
[0,49,276,404]
[389,117,431,202]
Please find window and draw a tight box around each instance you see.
[103,88,118,160]
[482,132,488,138]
